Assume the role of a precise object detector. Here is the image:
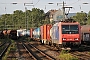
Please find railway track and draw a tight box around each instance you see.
[6,40,90,60]
[24,42,55,60]
[31,40,90,60]
[0,42,10,59]
[17,42,36,60]
[70,44,90,60]
[7,41,56,60]
[70,51,90,60]
[29,40,60,58]
[7,50,19,60]
[0,42,6,47]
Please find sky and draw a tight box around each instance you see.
[0,0,90,14]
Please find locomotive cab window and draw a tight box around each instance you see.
[62,25,79,34]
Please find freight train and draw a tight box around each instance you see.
[1,24,90,49]
[2,23,90,48]
[30,21,81,49]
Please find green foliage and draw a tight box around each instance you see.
[71,11,87,25]
[88,52,90,55]
[0,8,47,30]
[58,50,78,60]
[2,44,11,60]
[2,41,17,60]
[87,11,90,25]
[0,39,5,43]
[2,8,90,29]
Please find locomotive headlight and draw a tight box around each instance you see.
[63,38,66,40]
[74,38,78,40]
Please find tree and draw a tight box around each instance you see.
[0,8,48,30]
[0,14,6,30]
[72,11,87,25]
[13,10,25,29]
[23,10,34,29]
[87,11,90,24]
[31,8,45,28]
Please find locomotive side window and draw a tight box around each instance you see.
[62,25,79,34]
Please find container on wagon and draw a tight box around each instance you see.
[40,26,43,40]
[7,30,11,34]
[33,27,40,40]
[46,24,52,41]
[25,30,30,36]
[30,28,33,38]
[43,24,52,41]
[40,24,52,43]
[3,30,7,35]
[50,22,59,44]
[17,29,24,37]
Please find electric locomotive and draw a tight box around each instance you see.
[50,21,81,47]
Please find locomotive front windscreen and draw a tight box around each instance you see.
[62,25,79,34]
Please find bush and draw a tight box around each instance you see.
[88,52,90,55]
[58,50,78,60]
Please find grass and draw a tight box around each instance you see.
[0,39,6,43]
[58,50,78,60]
[2,44,11,60]
[88,52,90,55]
[2,40,17,60]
